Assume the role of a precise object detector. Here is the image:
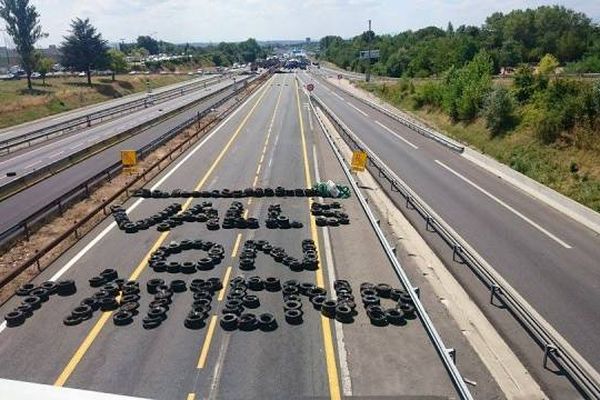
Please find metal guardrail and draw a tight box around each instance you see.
[0,76,224,154]
[0,77,253,248]
[311,92,600,399]
[0,72,271,293]
[304,83,473,400]
[314,73,465,153]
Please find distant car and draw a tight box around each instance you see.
[129,71,138,75]
[30,72,41,79]
[77,71,86,77]
[0,73,16,81]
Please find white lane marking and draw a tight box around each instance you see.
[49,151,64,158]
[0,78,269,337]
[434,159,572,249]
[312,145,353,396]
[347,101,368,117]
[69,143,84,150]
[374,120,419,150]
[330,91,344,101]
[23,160,41,169]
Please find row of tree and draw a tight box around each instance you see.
[0,0,266,90]
[319,5,600,77]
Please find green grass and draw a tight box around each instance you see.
[0,74,193,129]
[359,81,600,212]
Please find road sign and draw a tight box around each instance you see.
[306,83,314,92]
[121,150,137,167]
[359,50,380,60]
[351,151,367,172]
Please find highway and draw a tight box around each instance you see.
[0,73,493,399]
[0,77,250,242]
[0,75,220,145]
[301,70,600,384]
[0,77,247,186]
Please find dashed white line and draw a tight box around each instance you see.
[49,151,64,158]
[347,102,368,117]
[24,160,41,169]
[330,91,344,101]
[374,121,419,150]
[434,159,572,249]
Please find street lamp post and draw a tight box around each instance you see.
[366,19,372,83]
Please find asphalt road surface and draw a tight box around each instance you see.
[0,74,478,399]
[301,70,600,376]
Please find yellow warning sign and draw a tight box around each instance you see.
[121,150,137,167]
[351,151,367,172]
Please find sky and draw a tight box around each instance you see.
[2,0,600,47]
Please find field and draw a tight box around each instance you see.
[0,74,193,129]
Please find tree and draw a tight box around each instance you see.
[0,0,46,90]
[482,87,516,136]
[60,18,109,86]
[36,55,53,85]
[537,53,559,75]
[137,35,159,55]
[107,49,127,81]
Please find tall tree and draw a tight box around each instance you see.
[60,18,109,86]
[0,0,46,90]
[107,48,127,81]
[137,35,159,55]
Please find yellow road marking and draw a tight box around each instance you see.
[197,315,218,368]
[217,266,233,302]
[255,164,262,175]
[230,233,242,258]
[247,198,253,205]
[54,77,273,387]
[252,175,259,187]
[187,393,196,400]
[295,78,341,400]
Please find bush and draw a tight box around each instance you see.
[482,87,516,136]
[412,81,443,109]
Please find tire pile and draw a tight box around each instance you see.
[111,202,222,234]
[222,201,259,229]
[238,239,318,272]
[360,282,417,326]
[133,186,330,199]
[186,277,223,329]
[5,280,76,327]
[312,202,350,227]
[147,239,225,273]
[265,204,303,229]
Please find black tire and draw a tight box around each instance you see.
[166,262,181,274]
[321,299,337,318]
[360,282,375,291]
[121,294,141,304]
[367,308,388,326]
[148,306,167,321]
[360,288,378,297]
[197,258,214,271]
[385,308,405,325]
[225,298,244,310]
[63,315,82,326]
[284,309,303,325]
[5,311,25,327]
[310,295,326,310]
[16,303,33,318]
[147,278,165,294]
[299,282,315,295]
[15,283,35,297]
[184,313,206,329]
[220,313,238,331]
[29,288,49,302]
[100,269,118,282]
[22,296,41,310]
[207,277,223,292]
[375,283,392,298]
[120,302,140,314]
[113,310,134,326]
[307,287,327,299]
[89,276,105,288]
[238,313,258,331]
[389,288,403,301]
[72,305,93,320]
[282,285,299,297]
[399,303,416,319]
[102,283,120,297]
[335,304,353,323]
[257,313,277,331]
[170,280,187,293]
[264,277,281,292]
[81,297,100,311]
[283,279,299,288]
[99,297,119,311]
[242,294,260,309]
[284,300,302,311]
[239,258,255,271]
[40,281,58,295]
[247,276,264,291]
[362,294,380,307]
[180,262,197,274]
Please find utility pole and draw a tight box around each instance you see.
[366,19,372,83]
